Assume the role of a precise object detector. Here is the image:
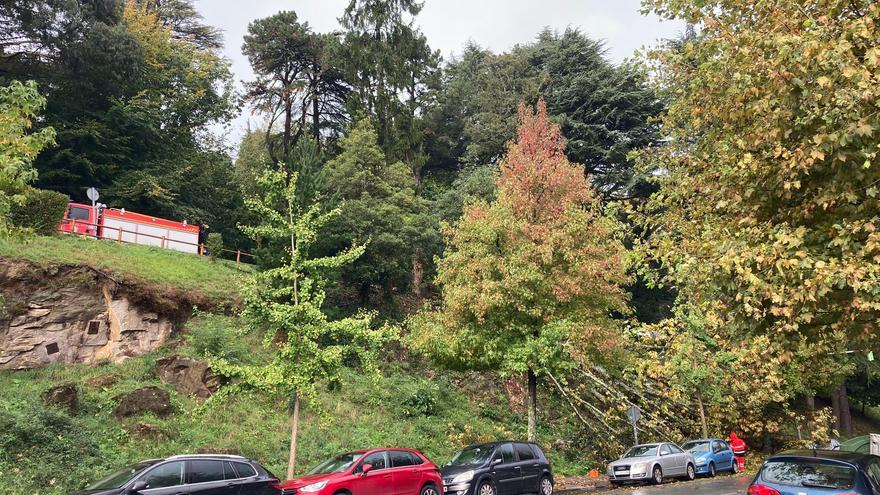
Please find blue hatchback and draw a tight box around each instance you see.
[748,450,880,495]
[681,438,736,476]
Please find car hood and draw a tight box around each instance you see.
[69,490,121,495]
[608,457,658,467]
[279,472,344,488]
[441,464,484,478]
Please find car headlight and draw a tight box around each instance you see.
[695,457,707,466]
[451,470,475,484]
[300,480,328,493]
[630,462,648,473]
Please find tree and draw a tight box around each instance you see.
[242,11,348,167]
[0,80,56,234]
[319,119,437,303]
[215,167,395,478]
[636,0,880,425]
[409,100,630,441]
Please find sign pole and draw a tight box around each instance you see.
[626,405,641,445]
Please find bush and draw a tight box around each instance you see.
[9,187,69,235]
[205,232,223,261]
[185,312,250,364]
[400,382,439,417]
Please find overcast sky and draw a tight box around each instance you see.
[196,0,684,147]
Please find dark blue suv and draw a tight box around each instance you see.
[441,441,554,495]
[748,450,880,495]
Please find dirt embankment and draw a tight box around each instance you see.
[0,259,209,370]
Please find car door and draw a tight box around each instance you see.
[514,443,541,493]
[715,440,734,470]
[389,450,421,495]
[139,461,189,495]
[187,459,237,495]
[228,461,263,495]
[668,444,687,475]
[356,451,393,495]
[658,444,677,476]
[491,443,522,495]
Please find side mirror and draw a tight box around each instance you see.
[126,481,148,494]
[361,464,373,475]
[660,451,668,456]
[491,458,502,466]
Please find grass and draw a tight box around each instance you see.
[0,235,249,305]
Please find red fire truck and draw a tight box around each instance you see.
[58,203,201,254]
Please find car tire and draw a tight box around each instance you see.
[708,462,716,477]
[538,475,553,495]
[686,463,696,481]
[652,466,663,485]
[477,481,496,495]
[420,484,440,495]
[731,459,739,474]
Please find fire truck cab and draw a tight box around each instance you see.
[59,203,100,237]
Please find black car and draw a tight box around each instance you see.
[71,454,280,495]
[442,441,554,495]
[748,450,880,495]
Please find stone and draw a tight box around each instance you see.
[155,355,226,399]
[41,384,79,415]
[130,422,167,440]
[113,386,172,418]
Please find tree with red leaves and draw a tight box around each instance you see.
[409,99,630,441]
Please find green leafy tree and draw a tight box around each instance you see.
[319,119,438,302]
[636,0,880,432]
[0,80,56,234]
[409,100,630,441]
[216,168,395,479]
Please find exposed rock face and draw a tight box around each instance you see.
[42,384,80,415]
[155,355,225,399]
[0,261,179,370]
[113,386,173,418]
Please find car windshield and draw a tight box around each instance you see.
[307,452,362,475]
[683,441,711,453]
[447,445,495,466]
[761,460,856,490]
[624,445,659,458]
[86,462,157,490]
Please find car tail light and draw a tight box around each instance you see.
[747,484,780,495]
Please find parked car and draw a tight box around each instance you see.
[71,454,280,495]
[606,442,696,486]
[748,450,880,495]
[441,441,554,495]
[276,448,442,495]
[681,438,737,476]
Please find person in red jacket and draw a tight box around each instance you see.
[730,432,747,472]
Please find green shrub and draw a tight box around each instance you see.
[185,312,250,363]
[400,382,439,417]
[205,232,223,261]
[9,187,69,235]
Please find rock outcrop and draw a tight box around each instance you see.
[113,386,173,418]
[155,355,225,399]
[41,384,80,415]
[0,260,182,370]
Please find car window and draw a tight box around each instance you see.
[668,444,683,454]
[659,444,671,456]
[761,460,855,489]
[530,444,546,461]
[866,460,880,492]
[717,441,730,452]
[391,451,416,468]
[233,462,257,478]
[224,462,239,480]
[190,460,225,484]
[142,461,185,489]
[712,442,724,454]
[494,444,516,464]
[408,452,424,465]
[361,451,389,471]
[515,443,536,461]
[68,206,90,221]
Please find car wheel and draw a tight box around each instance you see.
[421,484,440,495]
[731,458,739,474]
[686,463,696,481]
[477,481,496,495]
[539,476,553,495]
[708,462,716,477]
[652,466,663,485]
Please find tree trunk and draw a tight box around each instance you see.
[838,384,853,436]
[286,393,301,480]
[697,394,708,439]
[411,254,423,296]
[527,368,537,442]
[832,388,842,432]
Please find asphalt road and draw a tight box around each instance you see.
[563,474,752,495]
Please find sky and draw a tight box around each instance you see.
[196,0,685,148]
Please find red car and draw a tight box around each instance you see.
[278,448,442,495]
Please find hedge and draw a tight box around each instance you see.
[9,187,70,236]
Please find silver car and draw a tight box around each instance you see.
[606,442,696,486]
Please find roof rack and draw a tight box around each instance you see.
[166,454,247,460]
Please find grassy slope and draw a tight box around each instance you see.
[0,235,249,304]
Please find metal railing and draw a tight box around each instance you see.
[59,218,255,264]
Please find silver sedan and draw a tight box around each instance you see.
[606,443,696,486]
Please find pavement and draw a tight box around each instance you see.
[559,474,752,495]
